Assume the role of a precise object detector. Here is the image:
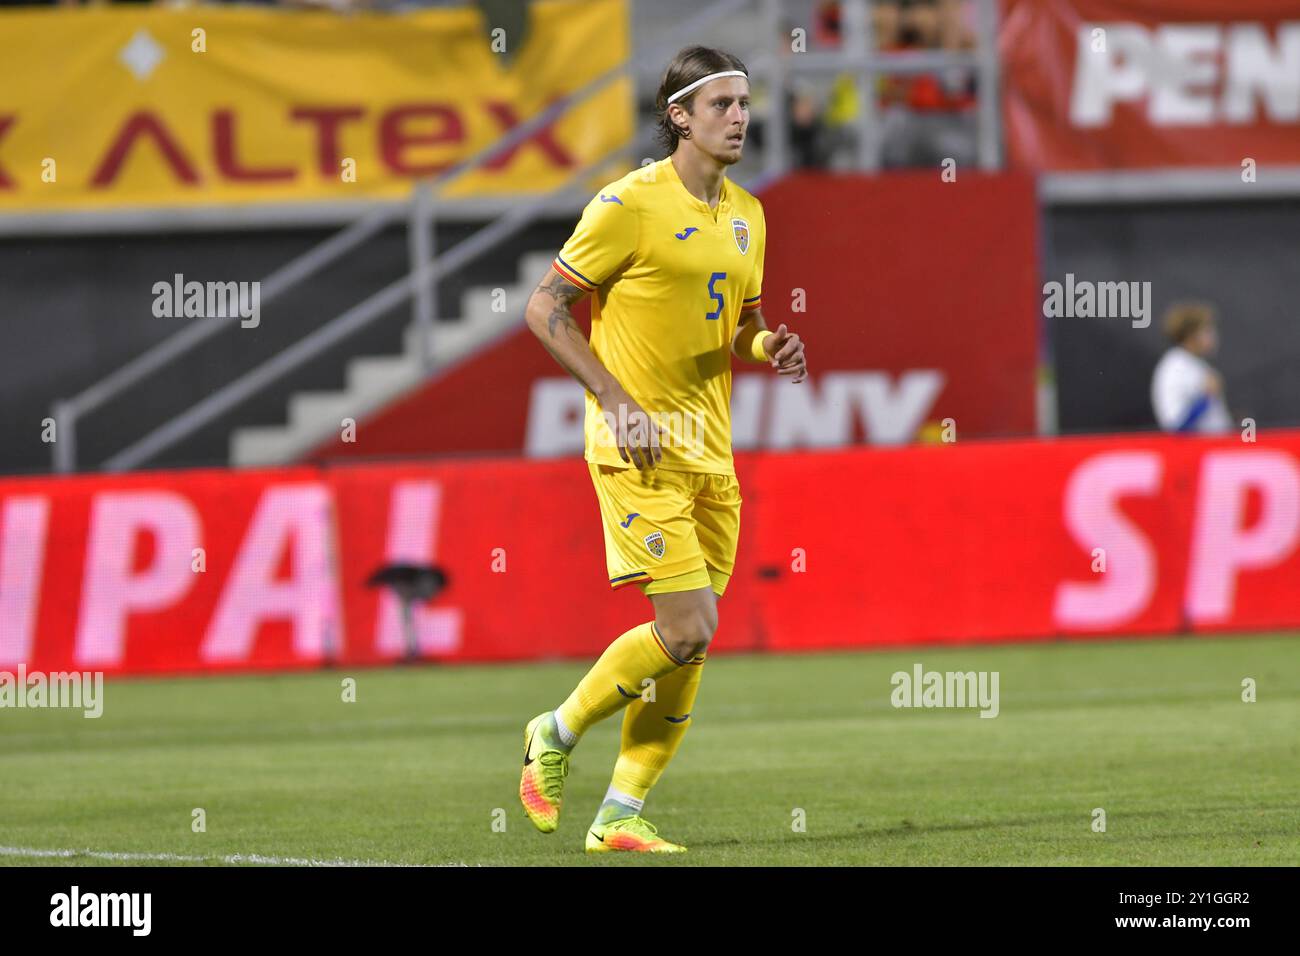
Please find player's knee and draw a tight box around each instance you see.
[659,605,717,662]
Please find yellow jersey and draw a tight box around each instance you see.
[552,155,766,476]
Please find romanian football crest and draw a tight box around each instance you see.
[731,217,750,255]
[644,531,666,559]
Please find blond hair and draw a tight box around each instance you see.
[1163,302,1215,345]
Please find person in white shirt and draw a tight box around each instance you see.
[1151,302,1233,434]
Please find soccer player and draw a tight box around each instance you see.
[518,46,808,853]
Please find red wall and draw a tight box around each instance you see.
[3,431,1298,676]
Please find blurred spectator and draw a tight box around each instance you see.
[1151,302,1234,434]
[748,18,836,169]
[811,0,978,169]
[788,83,834,169]
[877,0,977,168]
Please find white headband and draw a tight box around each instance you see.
[666,70,748,104]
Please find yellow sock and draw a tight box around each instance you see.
[609,655,705,802]
[556,621,686,738]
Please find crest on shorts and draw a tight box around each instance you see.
[643,530,666,559]
[731,217,749,255]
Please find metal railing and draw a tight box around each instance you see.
[49,0,1002,473]
[753,0,1001,171]
[100,148,630,473]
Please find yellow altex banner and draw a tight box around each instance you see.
[0,2,632,211]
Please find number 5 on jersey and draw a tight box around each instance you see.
[706,271,727,320]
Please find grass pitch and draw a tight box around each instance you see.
[1,634,1297,866]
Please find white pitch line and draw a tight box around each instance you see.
[0,845,440,867]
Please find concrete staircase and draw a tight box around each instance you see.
[230,250,554,466]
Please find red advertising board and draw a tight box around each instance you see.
[1001,0,1300,170]
[312,170,1040,463]
[2,431,1298,676]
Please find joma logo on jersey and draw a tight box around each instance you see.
[643,531,666,558]
[731,217,749,255]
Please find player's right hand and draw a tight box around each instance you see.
[602,387,662,469]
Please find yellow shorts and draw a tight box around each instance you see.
[588,462,742,598]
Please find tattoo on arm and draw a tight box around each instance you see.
[537,273,585,339]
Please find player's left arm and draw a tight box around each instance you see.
[730,208,807,383]
[733,308,808,383]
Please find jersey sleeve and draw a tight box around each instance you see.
[552,188,638,293]
[741,205,765,313]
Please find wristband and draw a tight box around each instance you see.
[750,329,774,363]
